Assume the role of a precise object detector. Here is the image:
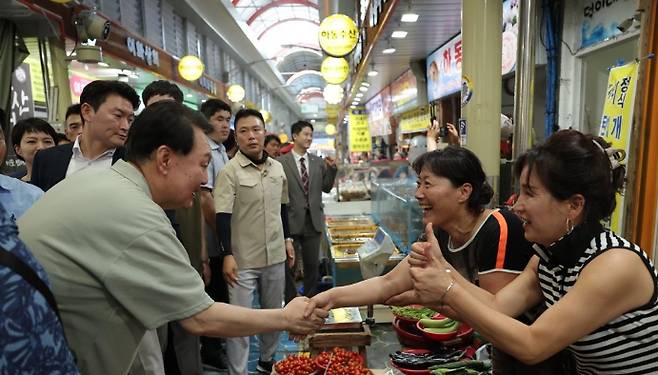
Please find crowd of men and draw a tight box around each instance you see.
[0,79,337,375]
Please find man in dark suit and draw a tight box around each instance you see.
[278,120,337,297]
[31,80,140,191]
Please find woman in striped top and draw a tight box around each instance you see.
[406,130,658,374]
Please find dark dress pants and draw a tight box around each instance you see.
[293,210,322,297]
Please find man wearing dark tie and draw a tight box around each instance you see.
[278,121,337,297]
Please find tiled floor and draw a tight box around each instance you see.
[203,323,399,374]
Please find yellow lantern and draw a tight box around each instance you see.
[325,124,336,135]
[227,84,246,103]
[260,110,271,123]
[178,55,204,81]
[279,133,289,143]
[318,14,358,57]
[323,84,343,105]
[325,104,340,117]
[321,57,349,84]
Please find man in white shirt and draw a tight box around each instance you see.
[31,80,140,191]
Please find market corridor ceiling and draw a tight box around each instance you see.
[231,0,325,118]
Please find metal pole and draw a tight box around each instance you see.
[512,0,537,159]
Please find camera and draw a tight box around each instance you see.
[74,10,111,42]
[438,125,447,138]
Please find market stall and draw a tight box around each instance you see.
[325,215,404,287]
[274,305,491,374]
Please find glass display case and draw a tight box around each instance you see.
[371,177,424,254]
[335,160,411,202]
[335,164,371,202]
[324,215,405,286]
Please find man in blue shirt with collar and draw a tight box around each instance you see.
[0,174,43,220]
[0,126,43,221]
[198,98,232,370]
[0,201,79,374]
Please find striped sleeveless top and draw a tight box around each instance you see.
[534,228,658,374]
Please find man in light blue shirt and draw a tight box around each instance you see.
[198,98,232,369]
[0,174,43,221]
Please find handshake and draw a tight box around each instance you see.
[282,296,330,337]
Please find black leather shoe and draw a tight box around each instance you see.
[256,360,274,374]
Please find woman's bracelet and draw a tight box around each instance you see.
[438,280,455,304]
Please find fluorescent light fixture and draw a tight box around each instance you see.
[382,47,396,54]
[392,30,408,39]
[401,13,419,22]
[311,119,316,123]
[361,82,370,87]
[359,86,368,92]
[356,93,364,97]
[367,70,378,77]
[352,101,359,105]
[350,105,356,109]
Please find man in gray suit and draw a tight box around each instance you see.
[278,120,337,297]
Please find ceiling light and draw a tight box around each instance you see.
[359,86,368,92]
[356,93,364,97]
[311,119,316,123]
[382,47,396,54]
[350,105,356,109]
[392,30,408,39]
[352,101,359,105]
[367,63,378,77]
[361,82,370,87]
[98,61,109,67]
[401,13,419,22]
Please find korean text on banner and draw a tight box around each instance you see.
[598,60,638,234]
[349,109,372,152]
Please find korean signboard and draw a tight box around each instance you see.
[365,87,392,137]
[10,63,34,127]
[427,0,518,102]
[318,14,359,57]
[399,106,431,134]
[349,108,372,152]
[426,34,462,102]
[390,69,418,115]
[126,36,160,67]
[579,0,635,49]
[5,63,34,170]
[69,73,94,103]
[598,60,638,233]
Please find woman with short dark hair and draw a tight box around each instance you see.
[11,118,57,182]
